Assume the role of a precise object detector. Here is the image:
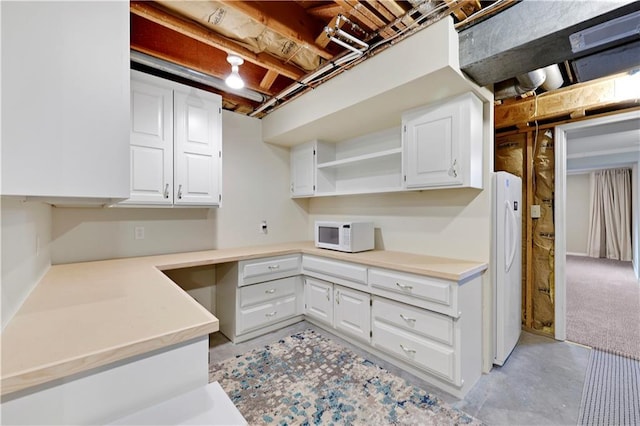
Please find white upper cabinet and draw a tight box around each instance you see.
[290,141,316,197]
[1,2,130,201]
[122,71,222,207]
[402,92,483,190]
[174,88,222,206]
[128,78,174,205]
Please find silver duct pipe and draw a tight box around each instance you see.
[130,50,268,104]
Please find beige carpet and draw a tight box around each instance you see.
[566,255,640,360]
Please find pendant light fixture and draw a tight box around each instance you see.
[225,54,245,89]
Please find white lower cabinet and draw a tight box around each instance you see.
[334,285,371,343]
[303,277,333,326]
[217,253,482,398]
[216,256,303,343]
[304,278,371,344]
[371,297,458,384]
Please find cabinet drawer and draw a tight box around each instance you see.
[372,297,453,346]
[239,277,297,308]
[240,255,301,286]
[372,320,457,384]
[238,295,297,334]
[302,255,367,285]
[369,268,456,315]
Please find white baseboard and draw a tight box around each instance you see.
[566,252,588,257]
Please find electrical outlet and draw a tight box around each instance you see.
[134,226,145,240]
[260,220,268,234]
[531,205,541,219]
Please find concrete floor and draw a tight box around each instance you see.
[209,321,590,425]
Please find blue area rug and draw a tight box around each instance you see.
[209,329,481,425]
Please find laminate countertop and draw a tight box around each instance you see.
[0,241,487,396]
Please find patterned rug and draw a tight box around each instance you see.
[209,329,482,425]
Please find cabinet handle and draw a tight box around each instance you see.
[336,290,340,304]
[267,264,280,270]
[326,288,330,301]
[400,344,416,355]
[448,159,458,178]
[163,183,169,199]
[265,311,277,317]
[291,183,294,192]
[177,184,183,200]
[399,314,416,323]
[396,282,413,291]
[265,289,276,294]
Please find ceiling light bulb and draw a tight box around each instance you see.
[225,55,245,90]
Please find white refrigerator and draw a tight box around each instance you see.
[492,171,522,366]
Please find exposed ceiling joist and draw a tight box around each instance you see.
[494,72,640,129]
[305,3,343,21]
[334,0,395,38]
[130,1,305,82]
[260,70,279,91]
[218,0,334,60]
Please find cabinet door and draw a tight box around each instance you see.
[174,88,222,206]
[290,141,316,197]
[304,278,333,326]
[123,74,174,205]
[335,285,371,343]
[1,2,129,199]
[403,100,463,188]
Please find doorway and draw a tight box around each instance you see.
[555,110,640,352]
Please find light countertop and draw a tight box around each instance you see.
[1,241,487,396]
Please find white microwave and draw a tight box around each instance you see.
[315,221,374,253]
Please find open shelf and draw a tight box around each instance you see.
[317,148,402,169]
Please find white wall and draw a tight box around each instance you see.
[50,111,308,265]
[1,197,51,330]
[215,111,308,248]
[633,163,639,279]
[566,173,591,255]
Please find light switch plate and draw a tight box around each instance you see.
[531,205,541,219]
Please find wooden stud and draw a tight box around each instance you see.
[334,0,396,38]
[495,72,638,129]
[305,3,343,21]
[525,130,534,330]
[443,0,469,21]
[260,70,279,91]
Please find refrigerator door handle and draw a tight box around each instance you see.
[505,200,517,273]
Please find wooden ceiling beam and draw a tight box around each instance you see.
[218,0,333,60]
[259,70,279,91]
[130,1,305,81]
[306,3,343,21]
[334,0,396,38]
[369,0,406,29]
[494,73,640,129]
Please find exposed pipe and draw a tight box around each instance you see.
[130,50,268,104]
[494,65,565,100]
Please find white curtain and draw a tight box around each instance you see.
[586,168,632,261]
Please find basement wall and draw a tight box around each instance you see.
[566,173,590,256]
[0,198,51,330]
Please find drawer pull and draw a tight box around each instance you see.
[326,288,330,301]
[400,344,416,355]
[396,282,413,291]
[399,314,416,323]
[336,290,340,304]
[267,264,280,270]
[265,289,276,294]
[265,311,277,317]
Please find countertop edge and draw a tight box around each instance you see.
[1,320,219,397]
